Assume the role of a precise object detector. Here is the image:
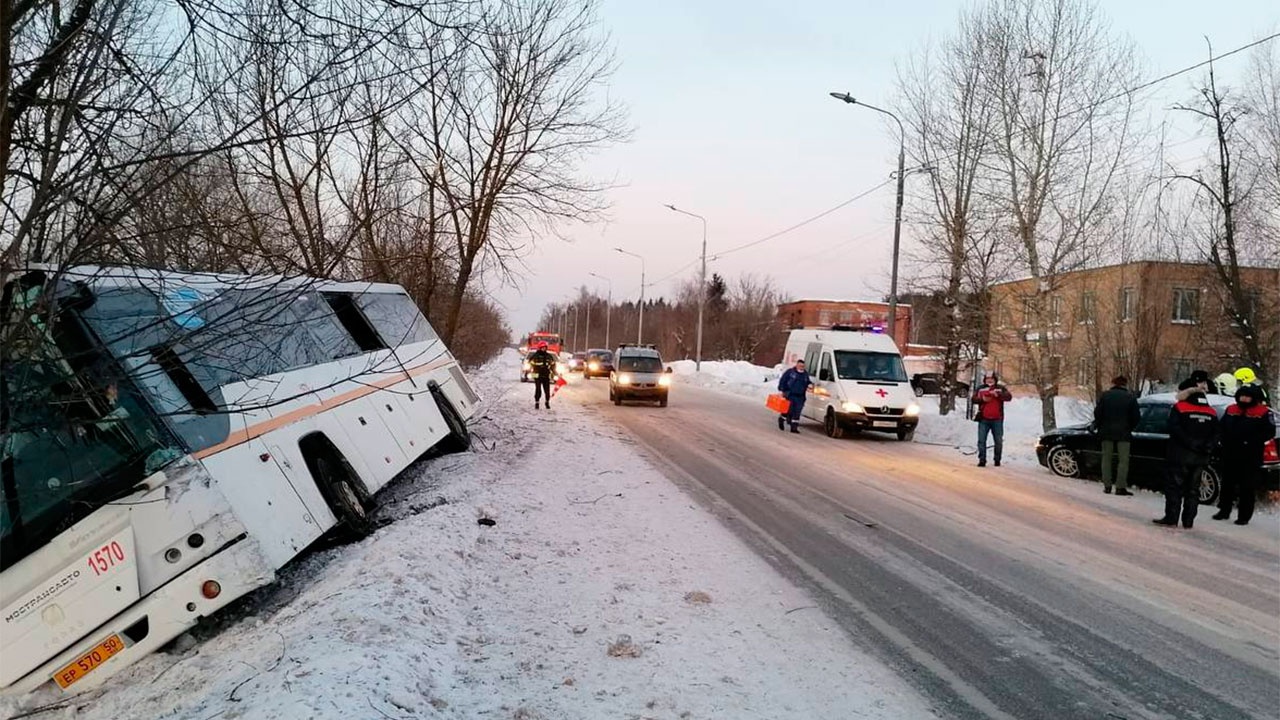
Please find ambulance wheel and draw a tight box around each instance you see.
[824,409,845,439]
[897,429,915,442]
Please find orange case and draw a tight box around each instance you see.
[766,393,790,414]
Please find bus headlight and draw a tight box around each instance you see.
[904,403,921,417]
[842,401,864,414]
[617,373,633,386]
[658,375,671,387]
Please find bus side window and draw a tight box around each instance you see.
[149,345,216,415]
[323,293,387,352]
[356,293,437,347]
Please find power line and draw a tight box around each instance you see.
[710,177,895,260]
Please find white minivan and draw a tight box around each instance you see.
[782,328,920,440]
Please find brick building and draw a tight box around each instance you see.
[985,261,1279,398]
[776,299,912,347]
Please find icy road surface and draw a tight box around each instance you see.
[0,354,931,720]
[574,373,1280,720]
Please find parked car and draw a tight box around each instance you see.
[1035,392,1280,504]
[583,348,614,379]
[910,373,970,397]
[567,352,588,372]
[610,344,670,406]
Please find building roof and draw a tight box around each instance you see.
[989,259,1280,289]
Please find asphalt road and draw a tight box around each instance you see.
[563,377,1280,720]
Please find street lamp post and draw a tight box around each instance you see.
[573,302,580,352]
[666,204,708,371]
[830,91,906,344]
[589,272,612,349]
[615,248,646,343]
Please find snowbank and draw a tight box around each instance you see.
[1,350,930,720]
[675,360,1090,466]
[669,359,778,401]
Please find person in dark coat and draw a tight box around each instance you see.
[1154,379,1219,529]
[777,359,812,434]
[1212,385,1275,525]
[972,373,1012,467]
[1093,376,1141,495]
[526,342,557,409]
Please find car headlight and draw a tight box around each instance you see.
[658,375,671,387]
[589,362,599,371]
[904,403,921,417]
[617,373,632,386]
[842,401,864,414]
[522,362,531,371]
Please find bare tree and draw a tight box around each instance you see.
[982,0,1141,430]
[1168,46,1277,386]
[898,5,1006,414]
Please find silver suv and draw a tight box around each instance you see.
[609,344,671,407]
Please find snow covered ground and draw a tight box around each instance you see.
[670,360,1091,465]
[1,351,932,720]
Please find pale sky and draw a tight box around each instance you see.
[494,0,1280,335]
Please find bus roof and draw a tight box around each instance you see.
[15,264,411,297]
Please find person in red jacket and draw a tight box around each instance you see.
[972,373,1013,467]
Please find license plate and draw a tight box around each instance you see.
[873,421,897,429]
[54,634,125,689]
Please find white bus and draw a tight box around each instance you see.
[0,266,479,695]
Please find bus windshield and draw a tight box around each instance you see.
[1,278,181,570]
[834,351,908,383]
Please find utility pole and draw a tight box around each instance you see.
[590,272,612,349]
[585,297,591,351]
[615,248,646,344]
[830,92,906,345]
[573,302,580,352]
[666,205,708,371]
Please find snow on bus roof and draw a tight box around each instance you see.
[26,264,409,296]
[780,298,913,307]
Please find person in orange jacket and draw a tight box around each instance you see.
[972,373,1013,467]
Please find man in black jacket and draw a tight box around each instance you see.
[1094,376,1140,495]
[526,343,557,410]
[1154,380,1219,529]
[1212,385,1275,526]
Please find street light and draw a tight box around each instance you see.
[666,204,708,372]
[830,91,906,344]
[615,248,646,343]
[589,272,612,349]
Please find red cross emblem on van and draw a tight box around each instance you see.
[875,389,888,398]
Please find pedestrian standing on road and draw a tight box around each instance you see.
[1094,376,1141,496]
[527,342,556,410]
[1212,385,1275,526]
[777,359,812,434]
[1154,379,1219,529]
[972,373,1012,468]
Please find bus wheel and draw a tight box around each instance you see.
[308,453,374,539]
[434,391,472,454]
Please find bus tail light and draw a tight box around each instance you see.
[201,580,222,599]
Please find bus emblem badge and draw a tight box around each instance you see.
[41,604,66,627]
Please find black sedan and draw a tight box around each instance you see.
[910,373,970,398]
[582,349,614,379]
[1036,393,1280,504]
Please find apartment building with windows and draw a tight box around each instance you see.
[986,261,1279,397]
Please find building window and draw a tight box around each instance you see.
[1119,287,1137,321]
[839,310,855,324]
[1079,291,1096,324]
[818,310,832,326]
[1050,296,1064,326]
[1048,355,1063,379]
[1171,288,1200,324]
[1169,358,1193,383]
[1022,298,1036,327]
[1227,289,1262,327]
[1114,351,1130,377]
[999,305,1013,329]
[1076,356,1096,387]
[1019,357,1034,383]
